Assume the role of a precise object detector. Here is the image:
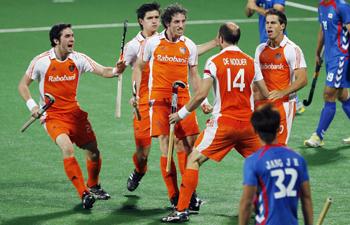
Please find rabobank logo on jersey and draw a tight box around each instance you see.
[156,54,187,64]
[261,63,284,70]
[48,74,76,82]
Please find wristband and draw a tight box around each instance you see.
[112,67,120,77]
[201,98,209,106]
[26,98,38,111]
[178,106,191,119]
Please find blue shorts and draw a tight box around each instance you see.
[325,56,350,88]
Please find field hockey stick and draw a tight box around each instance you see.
[132,80,141,121]
[303,47,324,107]
[166,81,186,173]
[316,197,332,225]
[115,19,128,118]
[20,93,55,132]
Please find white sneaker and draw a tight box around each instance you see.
[296,102,305,115]
[304,133,324,148]
[343,137,350,144]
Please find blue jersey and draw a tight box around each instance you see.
[256,0,285,43]
[243,144,309,225]
[319,0,350,88]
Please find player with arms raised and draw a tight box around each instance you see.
[18,23,124,209]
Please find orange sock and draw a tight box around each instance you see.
[177,169,199,211]
[133,152,147,174]
[177,151,187,176]
[86,157,101,188]
[63,157,87,198]
[160,156,179,199]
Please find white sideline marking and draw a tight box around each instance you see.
[0,17,317,34]
[286,1,318,12]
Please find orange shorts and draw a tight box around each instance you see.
[44,108,96,147]
[150,97,199,139]
[133,103,152,148]
[255,100,296,145]
[194,117,261,162]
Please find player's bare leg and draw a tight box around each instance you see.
[82,141,110,200]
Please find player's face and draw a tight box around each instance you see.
[57,28,75,54]
[140,10,160,34]
[265,15,284,40]
[168,13,186,38]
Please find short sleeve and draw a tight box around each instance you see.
[74,53,97,74]
[273,0,285,6]
[338,1,350,24]
[299,157,310,183]
[254,60,263,81]
[243,156,258,186]
[123,41,139,67]
[285,45,307,70]
[203,58,216,79]
[186,39,198,66]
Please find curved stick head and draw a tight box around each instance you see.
[172,80,186,89]
[44,93,55,104]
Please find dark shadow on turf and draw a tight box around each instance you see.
[2,204,90,225]
[74,194,168,225]
[299,145,349,166]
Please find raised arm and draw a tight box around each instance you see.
[91,60,126,78]
[197,38,218,56]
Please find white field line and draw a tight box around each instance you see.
[0,17,317,34]
[286,1,318,12]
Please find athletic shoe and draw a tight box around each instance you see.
[343,137,350,144]
[296,102,305,115]
[188,192,203,214]
[88,184,111,200]
[127,170,144,192]
[304,133,324,147]
[161,210,189,223]
[82,191,95,209]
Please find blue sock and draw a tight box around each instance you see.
[316,102,336,140]
[341,97,350,119]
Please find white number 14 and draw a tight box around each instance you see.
[227,68,245,92]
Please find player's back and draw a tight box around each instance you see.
[250,145,309,225]
[207,46,255,121]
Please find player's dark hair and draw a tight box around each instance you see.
[219,23,240,45]
[161,3,187,29]
[136,2,161,30]
[266,9,287,31]
[251,103,281,144]
[49,23,72,47]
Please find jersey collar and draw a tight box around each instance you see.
[267,35,289,48]
[49,48,74,61]
[160,30,185,42]
[221,45,242,53]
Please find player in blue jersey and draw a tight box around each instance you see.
[304,0,350,147]
[239,103,313,225]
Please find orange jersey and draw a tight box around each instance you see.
[25,48,97,114]
[204,46,263,121]
[255,35,307,103]
[124,32,152,105]
[142,31,198,99]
